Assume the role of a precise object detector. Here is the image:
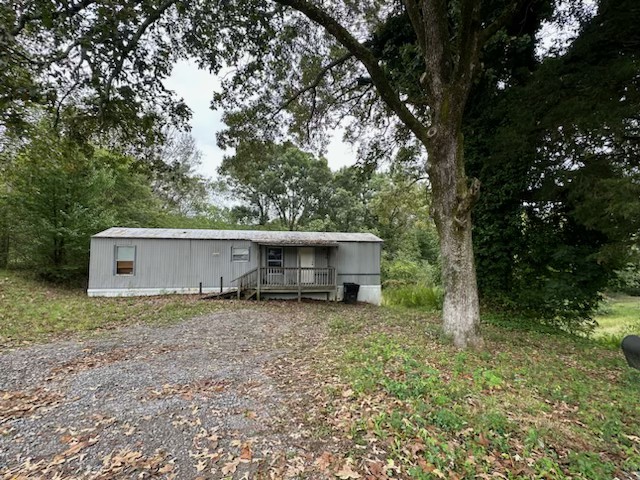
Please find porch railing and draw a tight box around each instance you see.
[260,267,336,288]
[233,268,258,291]
[233,267,336,291]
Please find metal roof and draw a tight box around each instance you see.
[93,227,383,244]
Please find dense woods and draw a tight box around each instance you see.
[1,0,639,339]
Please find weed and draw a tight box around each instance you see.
[382,285,444,311]
[328,315,364,335]
[333,310,640,478]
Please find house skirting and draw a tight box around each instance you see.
[336,285,382,306]
[87,284,382,305]
[87,287,234,297]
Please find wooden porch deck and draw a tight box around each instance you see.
[233,267,337,301]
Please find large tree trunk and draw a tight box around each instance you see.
[267,0,490,348]
[428,124,483,349]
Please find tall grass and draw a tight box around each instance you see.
[382,284,444,311]
[593,295,640,348]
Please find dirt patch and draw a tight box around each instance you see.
[0,305,346,479]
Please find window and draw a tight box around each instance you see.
[232,247,250,262]
[267,247,283,267]
[115,246,135,275]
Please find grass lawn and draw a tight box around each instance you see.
[0,269,228,347]
[1,269,638,478]
[595,295,640,341]
[321,308,640,479]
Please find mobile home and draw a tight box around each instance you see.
[88,228,383,304]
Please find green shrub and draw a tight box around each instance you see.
[611,263,640,295]
[381,258,440,287]
[382,284,444,311]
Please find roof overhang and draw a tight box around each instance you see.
[257,242,339,247]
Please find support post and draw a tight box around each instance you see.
[257,246,261,301]
[199,282,202,295]
[297,249,302,302]
[220,277,223,293]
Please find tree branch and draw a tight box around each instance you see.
[420,0,453,89]
[479,0,530,47]
[277,51,352,113]
[11,0,98,36]
[457,0,482,70]
[402,0,426,55]
[41,38,86,65]
[103,0,178,102]
[272,0,432,147]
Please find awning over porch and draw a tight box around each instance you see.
[256,242,339,247]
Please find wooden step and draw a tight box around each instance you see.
[201,289,238,300]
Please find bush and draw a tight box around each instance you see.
[382,284,444,311]
[382,258,440,287]
[610,263,640,296]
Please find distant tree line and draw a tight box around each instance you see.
[0,114,439,288]
[0,115,224,282]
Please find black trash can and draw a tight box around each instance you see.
[343,282,360,304]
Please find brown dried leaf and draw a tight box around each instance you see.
[314,451,334,471]
[342,389,354,398]
[240,443,252,462]
[335,462,361,479]
[222,458,240,475]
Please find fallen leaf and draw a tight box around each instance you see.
[158,463,175,473]
[222,458,240,475]
[240,443,252,462]
[366,459,388,480]
[314,452,334,471]
[409,440,425,455]
[335,462,360,479]
[625,434,640,443]
[478,433,490,447]
[62,436,98,457]
[418,460,445,478]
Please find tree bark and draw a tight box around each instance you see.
[271,0,490,348]
[428,120,483,349]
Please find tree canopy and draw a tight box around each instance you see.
[466,0,640,328]
[219,141,332,230]
[2,0,639,346]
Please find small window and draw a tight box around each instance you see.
[115,246,135,275]
[232,247,250,262]
[267,247,283,267]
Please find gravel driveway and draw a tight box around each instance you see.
[0,306,336,479]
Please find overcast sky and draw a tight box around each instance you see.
[163,7,583,181]
[163,60,358,179]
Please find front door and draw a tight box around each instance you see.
[299,247,315,284]
[266,247,284,285]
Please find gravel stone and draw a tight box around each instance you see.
[0,307,320,478]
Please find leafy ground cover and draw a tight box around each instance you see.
[0,270,228,347]
[0,270,638,478]
[316,307,640,479]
